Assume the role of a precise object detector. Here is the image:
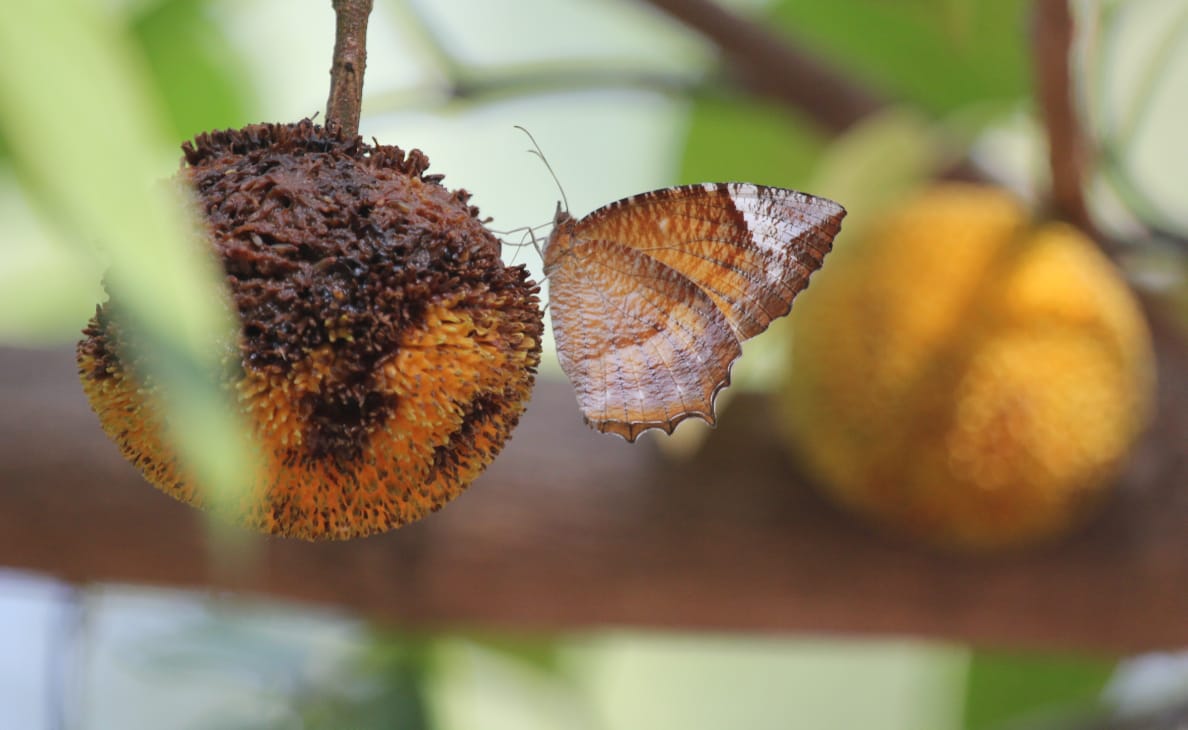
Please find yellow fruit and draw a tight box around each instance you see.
[780,184,1156,550]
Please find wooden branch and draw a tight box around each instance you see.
[2,306,1186,653]
[1033,0,1096,237]
[639,0,884,132]
[364,66,710,113]
[636,0,993,183]
[325,0,374,137]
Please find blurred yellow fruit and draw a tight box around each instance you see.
[780,184,1156,550]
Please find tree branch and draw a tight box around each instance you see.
[1033,0,1096,237]
[326,0,374,137]
[2,314,1186,652]
[638,0,884,133]
[365,65,710,113]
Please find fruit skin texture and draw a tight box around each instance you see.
[780,184,1155,550]
[77,121,543,540]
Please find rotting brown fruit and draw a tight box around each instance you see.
[77,120,543,540]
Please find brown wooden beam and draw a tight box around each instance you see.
[0,319,1185,653]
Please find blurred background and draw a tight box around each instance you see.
[1,0,1187,728]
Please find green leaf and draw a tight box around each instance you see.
[0,0,252,166]
[300,637,434,730]
[962,650,1116,730]
[810,107,944,237]
[678,93,824,189]
[131,0,253,139]
[0,178,104,344]
[0,241,102,345]
[769,0,1031,116]
[460,632,565,675]
[0,0,258,518]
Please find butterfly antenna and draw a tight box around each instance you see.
[515,125,569,214]
[506,228,536,266]
[489,221,552,239]
[507,235,524,266]
[491,221,552,269]
[526,225,546,269]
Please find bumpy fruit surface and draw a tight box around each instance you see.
[78,121,543,540]
[780,184,1155,550]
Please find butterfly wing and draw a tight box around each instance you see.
[546,183,845,440]
[566,183,845,339]
[546,236,742,441]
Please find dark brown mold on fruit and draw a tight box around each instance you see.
[78,119,543,539]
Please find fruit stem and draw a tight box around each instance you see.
[1032,0,1097,241]
[326,0,374,138]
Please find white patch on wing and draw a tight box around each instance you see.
[728,184,818,283]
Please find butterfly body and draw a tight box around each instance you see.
[545,183,845,441]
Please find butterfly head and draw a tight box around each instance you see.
[551,200,573,227]
[542,200,576,270]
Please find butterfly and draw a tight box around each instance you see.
[544,182,845,441]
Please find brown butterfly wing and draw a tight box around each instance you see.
[546,236,741,441]
[567,183,845,339]
[546,183,845,440]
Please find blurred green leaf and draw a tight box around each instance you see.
[0,238,103,344]
[0,0,252,165]
[0,0,257,517]
[769,0,1031,116]
[810,107,943,236]
[0,177,104,344]
[962,650,1115,730]
[679,94,824,188]
[296,643,433,730]
[131,0,253,139]
[462,632,565,675]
